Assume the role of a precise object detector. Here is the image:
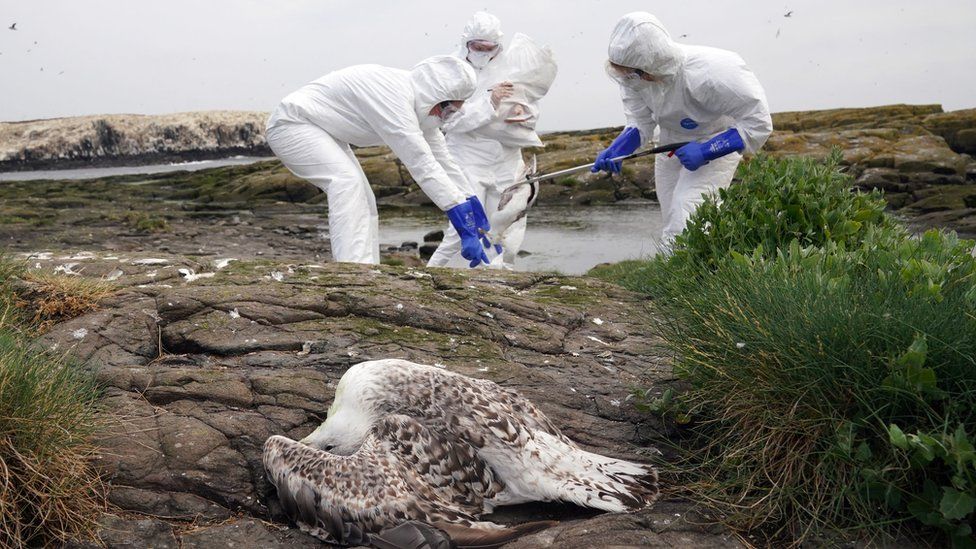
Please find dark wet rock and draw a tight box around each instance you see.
[180,519,322,549]
[419,243,440,261]
[423,229,444,243]
[504,500,742,549]
[66,514,179,549]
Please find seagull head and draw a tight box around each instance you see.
[300,373,377,455]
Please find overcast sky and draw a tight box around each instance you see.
[1,0,974,131]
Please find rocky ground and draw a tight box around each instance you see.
[10,250,736,548]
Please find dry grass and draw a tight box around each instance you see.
[15,271,115,332]
[0,254,108,546]
[0,334,107,548]
[0,438,106,547]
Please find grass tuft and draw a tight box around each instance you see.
[16,272,116,332]
[0,253,106,546]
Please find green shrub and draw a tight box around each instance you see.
[657,230,975,544]
[592,155,976,546]
[674,152,893,272]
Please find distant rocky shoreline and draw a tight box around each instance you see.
[0,148,274,172]
[3,104,973,174]
[0,111,271,172]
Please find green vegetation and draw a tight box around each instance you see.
[0,254,106,546]
[592,154,976,546]
[124,211,170,233]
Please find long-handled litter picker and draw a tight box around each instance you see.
[520,141,690,185]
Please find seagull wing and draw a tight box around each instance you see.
[263,414,505,545]
[436,376,573,449]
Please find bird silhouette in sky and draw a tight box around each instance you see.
[8,22,16,30]
[679,33,688,38]
[784,10,793,17]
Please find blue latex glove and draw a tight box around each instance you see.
[467,195,493,249]
[591,127,641,174]
[674,128,745,171]
[446,200,491,268]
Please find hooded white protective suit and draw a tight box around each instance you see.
[266,56,476,264]
[427,12,528,269]
[607,12,772,251]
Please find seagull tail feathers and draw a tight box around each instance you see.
[566,448,660,512]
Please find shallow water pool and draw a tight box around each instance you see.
[380,202,663,275]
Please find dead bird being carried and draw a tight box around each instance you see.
[263,359,659,548]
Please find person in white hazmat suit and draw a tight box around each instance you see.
[426,12,527,269]
[266,55,493,267]
[592,12,773,253]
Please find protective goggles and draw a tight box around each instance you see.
[605,60,653,84]
[437,100,462,120]
[466,39,500,53]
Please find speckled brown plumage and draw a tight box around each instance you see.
[264,359,658,547]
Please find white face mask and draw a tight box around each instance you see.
[605,60,655,90]
[621,77,654,91]
[420,103,462,130]
[467,48,498,69]
[439,103,461,122]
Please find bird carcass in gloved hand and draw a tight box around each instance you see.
[487,156,539,268]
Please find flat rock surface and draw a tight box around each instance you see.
[21,251,733,548]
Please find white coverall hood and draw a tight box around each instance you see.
[461,11,504,46]
[457,12,504,69]
[605,13,773,256]
[608,12,685,79]
[410,55,478,124]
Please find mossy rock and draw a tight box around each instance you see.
[569,190,617,206]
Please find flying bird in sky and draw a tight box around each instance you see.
[8,22,16,30]
[784,10,793,17]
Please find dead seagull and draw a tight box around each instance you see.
[8,22,16,30]
[265,360,657,540]
[264,359,657,546]
[264,414,553,547]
